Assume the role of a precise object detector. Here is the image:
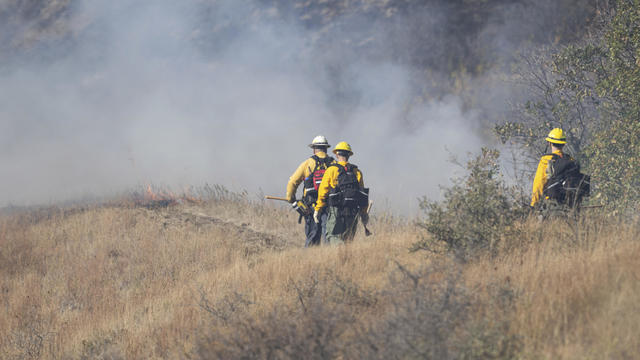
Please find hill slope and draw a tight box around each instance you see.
[1,196,639,359]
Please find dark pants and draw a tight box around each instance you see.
[304,211,328,247]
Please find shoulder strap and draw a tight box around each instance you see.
[323,156,335,165]
[311,155,336,169]
[309,155,322,173]
[545,152,576,161]
[548,153,580,178]
[330,163,358,172]
[328,163,347,177]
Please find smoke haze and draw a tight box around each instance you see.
[0,0,595,213]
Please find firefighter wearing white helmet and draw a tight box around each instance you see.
[314,141,369,245]
[286,135,336,247]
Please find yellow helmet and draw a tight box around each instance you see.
[545,128,567,144]
[333,141,353,156]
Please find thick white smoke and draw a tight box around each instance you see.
[0,0,487,214]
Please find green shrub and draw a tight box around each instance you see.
[413,149,527,261]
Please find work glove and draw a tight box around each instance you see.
[313,210,320,224]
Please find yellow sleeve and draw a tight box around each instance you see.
[315,167,336,211]
[286,159,312,202]
[357,169,364,187]
[530,156,550,207]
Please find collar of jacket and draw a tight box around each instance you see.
[337,160,349,166]
[315,151,327,158]
[552,149,563,156]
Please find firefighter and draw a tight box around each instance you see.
[314,141,369,245]
[531,128,568,208]
[286,135,335,247]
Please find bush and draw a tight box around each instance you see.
[413,149,527,261]
[196,263,522,360]
[196,271,374,360]
[350,261,521,360]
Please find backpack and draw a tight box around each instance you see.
[543,154,590,207]
[327,163,369,210]
[302,155,334,204]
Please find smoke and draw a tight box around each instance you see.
[0,0,593,213]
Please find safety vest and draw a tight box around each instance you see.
[303,155,334,203]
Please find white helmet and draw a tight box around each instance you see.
[308,135,330,148]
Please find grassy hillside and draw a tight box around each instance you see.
[2,3,638,357]
[1,193,639,359]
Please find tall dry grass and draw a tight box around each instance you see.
[0,195,638,359]
[471,215,640,359]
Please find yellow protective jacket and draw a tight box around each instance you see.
[531,149,566,207]
[286,152,333,202]
[315,161,364,212]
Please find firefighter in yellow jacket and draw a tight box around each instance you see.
[286,135,335,246]
[531,128,569,207]
[314,141,368,245]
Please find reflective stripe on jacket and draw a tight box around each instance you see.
[530,149,563,207]
[315,161,364,212]
[286,151,331,201]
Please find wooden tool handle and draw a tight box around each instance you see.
[265,195,290,202]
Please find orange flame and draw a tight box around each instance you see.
[146,184,159,201]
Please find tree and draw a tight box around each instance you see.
[497,0,640,213]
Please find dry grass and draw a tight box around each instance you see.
[486,216,640,359]
[1,196,638,359]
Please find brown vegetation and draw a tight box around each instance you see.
[1,193,638,359]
